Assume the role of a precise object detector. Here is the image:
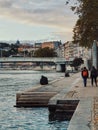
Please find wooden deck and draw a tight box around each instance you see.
[15,91,57,107]
[15,74,80,109]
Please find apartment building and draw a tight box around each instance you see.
[34,42,42,48]
[55,44,65,57]
[18,44,33,52]
[64,41,83,60]
[41,41,61,49]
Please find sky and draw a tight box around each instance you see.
[0,0,78,43]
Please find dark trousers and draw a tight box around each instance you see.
[83,77,87,87]
[91,77,97,86]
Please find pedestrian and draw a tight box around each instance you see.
[65,71,70,77]
[90,66,98,86]
[81,67,89,87]
[40,75,48,85]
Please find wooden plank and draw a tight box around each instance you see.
[19,94,56,98]
[18,99,50,102]
[16,103,48,107]
[17,100,49,103]
[19,97,51,101]
[19,92,57,95]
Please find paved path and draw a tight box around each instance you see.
[61,72,98,130]
[49,72,98,130]
[38,72,98,130]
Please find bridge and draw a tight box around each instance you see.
[0,57,73,72]
[0,57,66,63]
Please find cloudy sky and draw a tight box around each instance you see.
[0,0,78,43]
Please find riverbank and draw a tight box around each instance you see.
[16,72,98,130]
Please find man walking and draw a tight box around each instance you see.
[81,67,89,87]
[90,66,98,86]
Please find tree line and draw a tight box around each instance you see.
[0,42,57,57]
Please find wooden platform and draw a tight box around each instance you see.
[15,92,57,107]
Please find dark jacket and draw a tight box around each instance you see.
[90,67,98,78]
[40,75,48,85]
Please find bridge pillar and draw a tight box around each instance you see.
[56,64,66,72]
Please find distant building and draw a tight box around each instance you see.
[41,41,61,49]
[34,42,42,48]
[64,41,84,60]
[18,44,33,52]
[55,44,65,57]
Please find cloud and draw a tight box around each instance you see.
[0,0,78,41]
[0,0,77,29]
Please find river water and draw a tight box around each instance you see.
[0,70,69,130]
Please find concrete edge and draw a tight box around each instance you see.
[67,98,93,130]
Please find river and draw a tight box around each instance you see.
[0,70,69,130]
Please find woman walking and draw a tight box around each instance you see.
[81,67,89,87]
[90,66,98,86]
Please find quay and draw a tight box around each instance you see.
[15,72,98,130]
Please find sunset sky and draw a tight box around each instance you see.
[0,0,78,43]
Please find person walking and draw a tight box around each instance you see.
[81,67,89,87]
[90,66,98,86]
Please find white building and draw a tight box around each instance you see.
[64,41,84,60]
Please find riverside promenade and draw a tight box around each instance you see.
[53,72,98,130]
[46,72,98,130]
[16,72,98,130]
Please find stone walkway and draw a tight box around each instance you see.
[64,73,98,130]
[49,72,98,130]
[41,72,98,130]
[93,97,98,130]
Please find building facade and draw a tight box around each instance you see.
[64,41,84,60]
[41,41,61,49]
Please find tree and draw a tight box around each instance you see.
[65,0,98,48]
[9,44,18,55]
[71,57,84,70]
[0,42,10,48]
[34,47,57,57]
[0,42,10,57]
